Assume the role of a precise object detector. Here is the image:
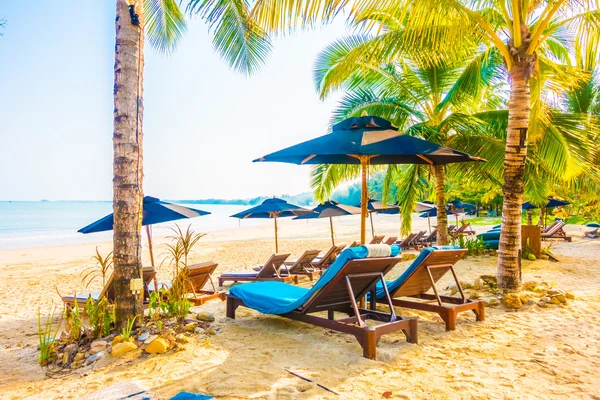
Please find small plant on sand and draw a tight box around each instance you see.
[452,236,490,257]
[81,247,113,288]
[65,297,83,342]
[162,225,205,321]
[157,320,163,333]
[85,297,113,339]
[121,316,137,340]
[38,306,61,366]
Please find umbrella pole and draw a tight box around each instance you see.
[428,215,431,232]
[145,225,155,268]
[329,216,335,246]
[146,225,158,292]
[274,216,279,253]
[360,157,369,244]
[370,212,375,238]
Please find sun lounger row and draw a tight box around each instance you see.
[62,262,226,309]
[228,244,484,359]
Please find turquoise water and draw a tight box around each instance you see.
[0,202,258,250]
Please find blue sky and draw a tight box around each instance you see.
[0,1,348,201]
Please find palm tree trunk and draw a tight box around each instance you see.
[113,0,145,326]
[498,63,530,290]
[433,165,448,245]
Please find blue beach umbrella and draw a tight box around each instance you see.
[420,207,456,232]
[522,197,570,227]
[354,198,399,237]
[254,116,484,244]
[231,198,315,252]
[78,196,210,267]
[294,201,361,245]
[448,199,476,210]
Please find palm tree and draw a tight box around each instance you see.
[311,28,505,244]
[249,0,600,290]
[113,0,281,325]
[112,0,185,325]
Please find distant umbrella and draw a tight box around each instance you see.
[354,198,399,238]
[522,197,570,227]
[420,207,456,232]
[231,198,315,252]
[448,199,476,210]
[294,201,361,245]
[254,115,484,244]
[78,196,210,268]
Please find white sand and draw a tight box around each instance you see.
[0,220,599,399]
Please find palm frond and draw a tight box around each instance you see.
[187,0,272,75]
[145,0,187,55]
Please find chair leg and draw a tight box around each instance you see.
[327,310,334,320]
[474,301,485,322]
[442,309,457,331]
[218,278,224,287]
[362,329,377,360]
[403,318,418,344]
[226,297,239,319]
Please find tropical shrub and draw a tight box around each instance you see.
[37,306,61,366]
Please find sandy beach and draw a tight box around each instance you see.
[1,219,599,399]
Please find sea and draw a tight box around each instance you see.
[0,201,263,250]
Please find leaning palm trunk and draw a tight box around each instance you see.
[498,62,531,290]
[433,165,448,245]
[113,0,145,326]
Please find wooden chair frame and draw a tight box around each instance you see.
[384,236,398,245]
[218,253,298,286]
[376,250,484,331]
[313,244,346,270]
[227,257,418,360]
[282,250,322,281]
[369,235,385,244]
[185,262,227,305]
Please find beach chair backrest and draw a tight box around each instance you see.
[391,249,467,298]
[423,229,437,243]
[409,231,426,244]
[184,262,218,292]
[370,235,385,244]
[398,233,416,247]
[454,224,467,234]
[256,253,291,278]
[349,241,359,248]
[302,257,401,314]
[315,244,346,268]
[542,220,559,233]
[288,250,320,274]
[384,236,398,245]
[104,266,156,302]
[543,220,564,237]
[448,225,456,232]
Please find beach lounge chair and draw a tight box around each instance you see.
[419,229,437,246]
[450,223,474,238]
[540,220,558,233]
[408,231,427,250]
[348,241,360,248]
[312,244,346,270]
[279,249,322,281]
[218,253,298,286]
[180,262,226,305]
[585,228,599,239]
[384,236,398,245]
[397,233,416,250]
[370,235,385,244]
[541,221,571,242]
[62,266,157,309]
[373,247,484,331]
[226,245,418,359]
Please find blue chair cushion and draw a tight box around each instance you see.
[229,245,400,315]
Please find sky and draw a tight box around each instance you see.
[0,1,349,201]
